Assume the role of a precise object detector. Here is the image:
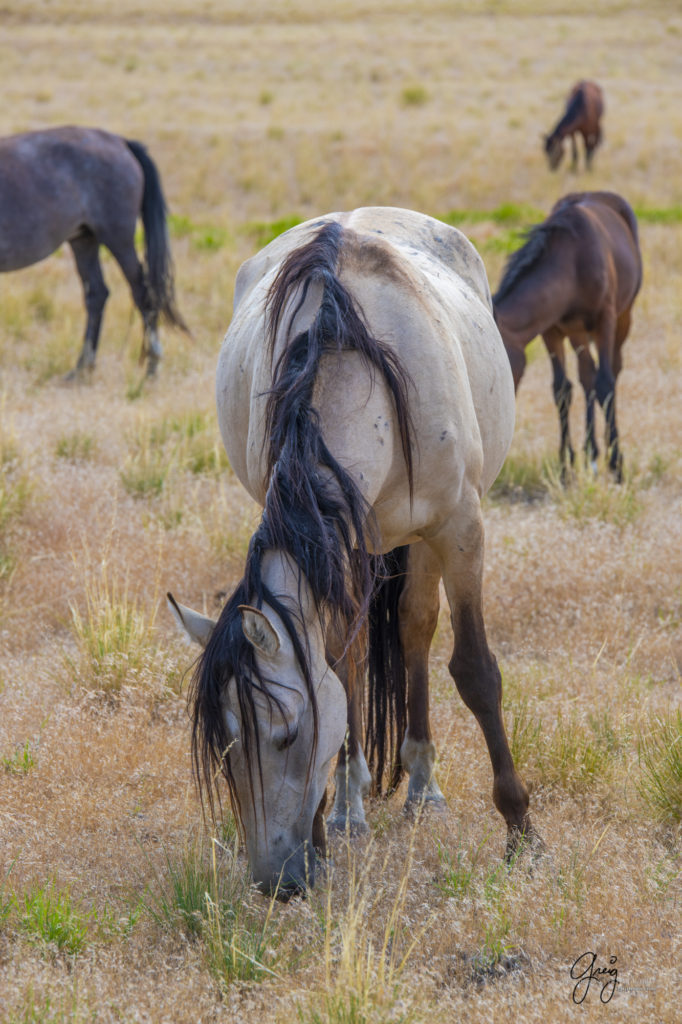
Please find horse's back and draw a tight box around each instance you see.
[0,126,142,270]
[220,208,514,539]
[553,191,642,306]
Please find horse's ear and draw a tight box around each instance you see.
[239,605,281,658]
[167,592,216,648]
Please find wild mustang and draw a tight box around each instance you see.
[544,80,604,171]
[168,207,540,898]
[493,191,642,480]
[0,125,186,376]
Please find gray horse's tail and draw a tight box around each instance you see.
[365,545,409,795]
[125,139,187,331]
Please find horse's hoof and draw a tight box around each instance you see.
[403,794,447,818]
[505,825,546,869]
[326,815,369,837]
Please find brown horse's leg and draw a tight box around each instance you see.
[570,132,579,170]
[570,333,599,466]
[429,497,534,857]
[594,307,622,480]
[543,328,574,475]
[69,232,110,374]
[326,635,371,834]
[397,542,444,809]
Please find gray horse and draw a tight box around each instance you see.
[0,125,186,375]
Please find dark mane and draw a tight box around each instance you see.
[190,221,415,821]
[493,208,579,305]
[546,86,586,147]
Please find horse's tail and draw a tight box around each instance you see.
[125,138,187,331]
[365,545,409,795]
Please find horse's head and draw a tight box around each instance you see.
[168,593,346,899]
[543,132,564,170]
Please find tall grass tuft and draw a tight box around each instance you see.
[64,569,160,695]
[638,710,682,824]
[546,459,642,527]
[299,833,422,1024]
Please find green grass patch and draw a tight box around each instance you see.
[244,215,304,249]
[547,460,642,527]
[638,710,682,824]
[400,82,429,106]
[17,879,92,955]
[489,451,553,503]
[2,740,36,776]
[55,432,97,462]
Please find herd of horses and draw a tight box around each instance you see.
[2,79,643,897]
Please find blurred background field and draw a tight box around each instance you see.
[0,2,680,1022]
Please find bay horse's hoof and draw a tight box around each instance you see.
[505,824,546,867]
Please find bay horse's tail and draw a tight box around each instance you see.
[365,545,409,795]
[125,139,187,331]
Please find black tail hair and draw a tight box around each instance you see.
[126,138,186,331]
[190,220,415,822]
[365,546,409,794]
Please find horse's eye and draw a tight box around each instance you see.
[276,726,298,752]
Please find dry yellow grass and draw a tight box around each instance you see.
[0,2,680,1021]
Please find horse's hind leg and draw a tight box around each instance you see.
[398,542,445,810]
[430,496,535,857]
[543,328,574,476]
[570,333,599,467]
[107,238,161,376]
[69,232,109,374]
[594,307,622,481]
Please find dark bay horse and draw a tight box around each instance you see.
[0,125,186,375]
[168,207,539,897]
[544,81,604,171]
[493,191,642,479]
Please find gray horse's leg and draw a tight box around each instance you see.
[327,664,371,834]
[107,239,161,377]
[398,542,445,810]
[69,232,109,374]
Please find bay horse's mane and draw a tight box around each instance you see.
[493,205,580,305]
[190,221,415,821]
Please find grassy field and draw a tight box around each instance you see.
[1,1,681,1021]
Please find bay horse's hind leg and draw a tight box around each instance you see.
[398,542,446,810]
[543,328,575,477]
[69,232,110,375]
[594,306,623,481]
[430,494,536,858]
[570,333,599,468]
[107,237,161,377]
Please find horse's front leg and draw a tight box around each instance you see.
[429,496,538,859]
[398,542,445,811]
[326,643,371,835]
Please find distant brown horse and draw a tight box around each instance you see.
[544,81,604,171]
[0,125,186,376]
[493,191,642,480]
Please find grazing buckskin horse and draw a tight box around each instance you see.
[493,191,642,480]
[544,80,604,171]
[169,207,538,898]
[0,125,186,375]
